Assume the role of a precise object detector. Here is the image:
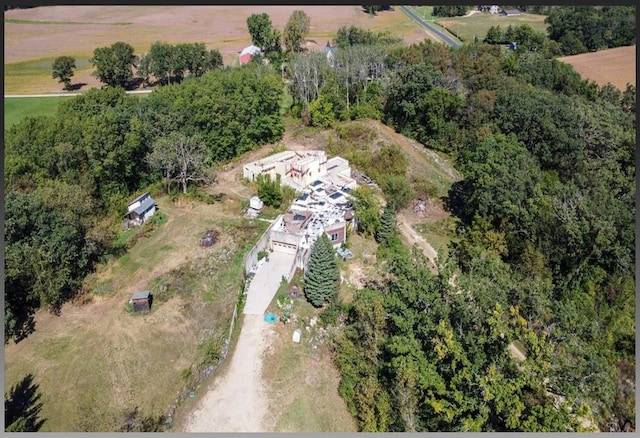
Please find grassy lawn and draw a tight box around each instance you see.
[4,96,72,127]
[413,216,458,259]
[436,12,548,43]
[4,56,95,94]
[3,195,266,432]
[262,275,357,432]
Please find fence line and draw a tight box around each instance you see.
[165,220,271,429]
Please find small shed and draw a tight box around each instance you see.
[130,291,151,313]
[124,192,156,226]
[249,196,264,210]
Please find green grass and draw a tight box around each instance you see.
[413,216,458,259]
[435,12,548,43]
[4,96,73,127]
[5,56,92,77]
[5,17,132,25]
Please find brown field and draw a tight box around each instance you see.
[558,45,636,91]
[4,6,429,94]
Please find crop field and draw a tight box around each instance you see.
[558,45,636,91]
[435,11,548,43]
[4,6,429,95]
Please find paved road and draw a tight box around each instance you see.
[399,5,462,49]
[4,89,153,98]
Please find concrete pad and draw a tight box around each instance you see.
[243,251,296,315]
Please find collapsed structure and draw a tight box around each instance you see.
[243,150,357,276]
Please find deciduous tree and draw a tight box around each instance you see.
[51,56,76,90]
[90,41,137,88]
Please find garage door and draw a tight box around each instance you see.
[272,241,297,255]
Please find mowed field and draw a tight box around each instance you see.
[4,193,268,431]
[435,11,548,43]
[4,6,429,94]
[558,45,636,91]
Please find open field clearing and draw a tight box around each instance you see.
[4,96,76,127]
[4,195,267,431]
[558,45,636,91]
[436,12,548,43]
[4,6,429,94]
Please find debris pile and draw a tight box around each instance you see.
[200,229,219,247]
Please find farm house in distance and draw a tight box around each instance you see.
[124,192,156,227]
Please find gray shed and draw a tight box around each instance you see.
[130,291,151,312]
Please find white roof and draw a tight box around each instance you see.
[240,45,262,56]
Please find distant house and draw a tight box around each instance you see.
[489,5,499,15]
[130,291,151,313]
[124,192,156,226]
[502,9,521,16]
[239,45,262,65]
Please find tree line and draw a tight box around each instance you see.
[293,23,634,432]
[52,41,223,90]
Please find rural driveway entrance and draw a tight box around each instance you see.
[243,251,296,315]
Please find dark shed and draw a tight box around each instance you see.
[130,291,151,312]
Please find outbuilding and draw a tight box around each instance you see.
[130,291,151,313]
[125,192,156,226]
[502,9,521,16]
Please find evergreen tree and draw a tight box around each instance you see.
[376,204,396,243]
[304,233,340,307]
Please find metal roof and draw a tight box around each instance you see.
[129,192,150,206]
[132,197,156,216]
[131,291,150,300]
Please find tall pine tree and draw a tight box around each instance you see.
[376,204,396,243]
[303,233,340,307]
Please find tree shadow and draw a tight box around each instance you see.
[4,373,46,432]
[125,77,145,91]
[65,82,87,91]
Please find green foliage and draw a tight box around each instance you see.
[380,174,414,212]
[147,131,209,194]
[142,64,284,162]
[545,6,636,55]
[247,13,277,51]
[256,174,282,208]
[432,5,469,17]
[333,25,401,48]
[303,234,340,307]
[90,41,137,88]
[308,94,335,127]
[375,204,396,244]
[283,10,310,53]
[350,186,381,238]
[51,56,76,90]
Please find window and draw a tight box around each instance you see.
[330,233,339,241]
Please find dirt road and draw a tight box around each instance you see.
[183,315,275,432]
[397,212,439,274]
